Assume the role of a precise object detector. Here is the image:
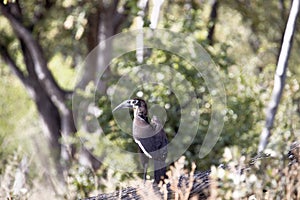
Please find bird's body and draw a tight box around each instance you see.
[113,98,168,183]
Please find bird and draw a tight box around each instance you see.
[113,98,168,184]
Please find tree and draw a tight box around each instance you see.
[0,1,71,172]
[0,0,132,171]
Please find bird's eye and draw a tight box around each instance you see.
[132,100,138,104]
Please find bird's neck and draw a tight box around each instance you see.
[134,108,149,123]
[138,114,149,123]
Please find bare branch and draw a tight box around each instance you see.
[258,0,300,152]
[279,0,287,20]
[207,0,219,45]
[150,0,164,29]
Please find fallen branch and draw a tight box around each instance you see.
[82,142,300,200]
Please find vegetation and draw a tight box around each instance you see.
[0,0,299,199]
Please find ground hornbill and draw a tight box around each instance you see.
[113,98,168,183]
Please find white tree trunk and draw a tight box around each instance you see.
[258,0,299,152]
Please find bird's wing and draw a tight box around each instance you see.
[150,115,163,131]
[151,116,167,145]
[150,116,168,161]
[155,129,168,160]
[134,139,152,158]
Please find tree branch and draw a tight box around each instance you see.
[0,43,28,86]
[0,42,41,101]
[83,170,211,200]
[0,2,69,114]
[207,0,218,45]
[279,0,287,20]
[258,0,300,152]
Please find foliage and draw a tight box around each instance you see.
[0,150,29,200]
[209,145,300,199]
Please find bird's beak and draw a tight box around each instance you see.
[112,100,133,112]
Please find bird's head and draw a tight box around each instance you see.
[113,98,148,118]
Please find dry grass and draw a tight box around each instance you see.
[1,144,300,200]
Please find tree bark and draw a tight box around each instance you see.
[258,0,299,152]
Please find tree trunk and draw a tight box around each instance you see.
[0,41,63,174]
[33,84,63,171]
[79,0,128,92]
[79,6,113,93]
[0,1,75,170]
[75,0,129,169]
[1,0,130,172]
